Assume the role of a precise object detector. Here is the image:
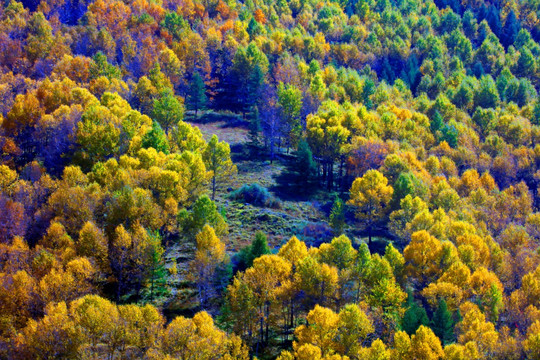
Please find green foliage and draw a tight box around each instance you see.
[329,196,346,235]
[160,12,188,40]
[141,121,169,154]
[294,139,316,189]
[179,194,228,238]
[145,231,168,301]
[186,72,207,118]
[238,231,271,270]
[401,289,429,335]
[152,91,184,133]
[391,172,427,210]
[430,298,454,345]
[89,52,121,80]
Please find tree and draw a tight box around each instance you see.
[329,196,346,235]
[145,231,167,301]
[402,289,429,335]
[524,321,540,360]
[152,91,184,133]
[306,101,351,190]
[15,302,82,359]
[410,326,444,360]
[278,82,303,150]
[226,43,268,117]
[203,134,236,200]
[294,305,339,357]
[190,225,227,308]
[239,231,271,269]
[502,10,521,48]
[180,194,228,237]
[474,76,499,109]
[294,139,316,190]
[515,47,536,78]
[186,72,207,119]
[348,169,393,244]
[431,299,455,345]
[248,106,262,153]
[142,121,170,154]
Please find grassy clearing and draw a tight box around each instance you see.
[158,117,393,316]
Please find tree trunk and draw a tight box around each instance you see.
[327,161,333,190]
[212,176,216,200]
[265,302,270,344]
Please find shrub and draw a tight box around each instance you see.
[229,183,281,208]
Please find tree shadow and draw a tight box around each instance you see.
[270,156,319,201]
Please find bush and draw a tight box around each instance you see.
[229,183,281,208]
[301,222,334,247]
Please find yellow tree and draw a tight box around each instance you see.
[294,305,340,357]
[278,235,308,329]
[15,302,82,359]
[189,224,227,308]
[348,169,393,243]
[457,302,499,358]
[161,311,248,359]
[525,320,540,360]
[403,230,445,286]
[203,134,236,200]
[69,294,119,356]
[306,100,351,190]
[336,304,374,357]
[242,255,291,348]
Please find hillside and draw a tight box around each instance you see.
[2,0,540,358]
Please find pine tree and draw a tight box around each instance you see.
[502,10,521,48]
[240,231,271,269]
[401,289,429,335]
[329,196,346,235]
[430,110,444,134]
[431,298,454,345]
[186,72,207,119]
[246,64,265,117]
[294,138,316,190]
[249,231,271,265]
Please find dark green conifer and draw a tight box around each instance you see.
[431,298,455,345]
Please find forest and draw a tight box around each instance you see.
[2,0,540,357]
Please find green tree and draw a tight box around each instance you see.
[278,82,303,150]
[329,196,346,235]
[239,231,271,269]
[180,194,228,237]
[453,79,474,110]
[533,101,540,126]
[203,134,236,200]
[146,231,168,301]
[391,172,427,210]
[89,51,121,80]
[515,47,536,77]
[294,139,316,190]
[430,110,444,134]
[141,121,170,154]
[152,90,184,133]
[186,72,207,119]
[431,298,454,345]
[474,75,499,109]
[402,289,429,335]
